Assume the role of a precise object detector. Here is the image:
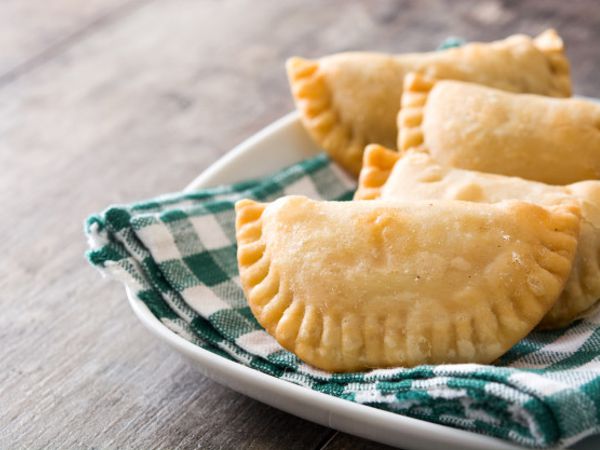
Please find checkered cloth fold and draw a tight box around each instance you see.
[85,153,600,448]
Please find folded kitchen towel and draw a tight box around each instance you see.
[85,153,600,448]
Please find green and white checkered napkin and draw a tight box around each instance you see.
[85,153,600,448]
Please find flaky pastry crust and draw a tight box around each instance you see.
[236,196,579,371]
[397,73,600,185]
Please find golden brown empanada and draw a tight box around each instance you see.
[356,145,600,329]
[287,30,571,176]
[235,196,579,371]
[398,73,600,185]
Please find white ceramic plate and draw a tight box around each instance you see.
[127,111,599,450]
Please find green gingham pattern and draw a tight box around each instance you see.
[85,153,600,448]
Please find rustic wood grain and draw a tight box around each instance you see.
[0,0,153,82]
[1,0,599,448]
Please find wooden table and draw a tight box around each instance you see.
[2,1,599,448]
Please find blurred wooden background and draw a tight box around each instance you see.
[2,0,599,448]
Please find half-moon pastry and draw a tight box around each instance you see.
[235,196,579,371]
[397,73,600,185]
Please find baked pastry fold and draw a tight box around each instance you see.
[398,73,600,185]
[236,195,579,371]
[356,145,600,329]
[287,30,571,176]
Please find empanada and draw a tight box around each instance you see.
[287,30,571,176]
[235,196,579,371]
[398,73,600,185]
[356,145,600,329]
